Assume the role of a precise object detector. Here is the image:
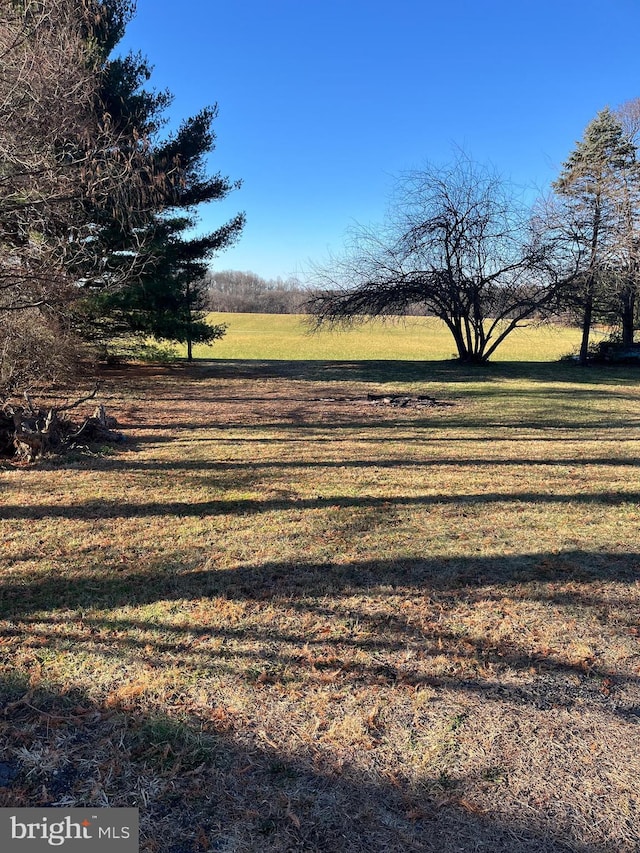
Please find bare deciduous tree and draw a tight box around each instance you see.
[613,98,640,346]
[309,155,571,364]
[0,0,157,317]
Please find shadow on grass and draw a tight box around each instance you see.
[2,489,640,521]
[188,357,640,386]
[0,672,627,852]
[39,454,640,477]
[2,551,639,721]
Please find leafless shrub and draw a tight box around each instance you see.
[0,309,83,403]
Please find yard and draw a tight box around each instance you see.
[0,320,639,851]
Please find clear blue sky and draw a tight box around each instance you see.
[118,0,640,281]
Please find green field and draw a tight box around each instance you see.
[181,313,589,362]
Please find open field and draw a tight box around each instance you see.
[1,324,639,851]
[185,313,591,362]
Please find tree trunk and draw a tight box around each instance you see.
[579,276,595,365]
[579,196,602,366]
[621,280,636,346]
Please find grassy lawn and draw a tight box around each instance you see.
[185,313,593,362]
[0,320,639,851]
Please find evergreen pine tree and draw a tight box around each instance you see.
[75,11,244,358]
[553,108,638,360]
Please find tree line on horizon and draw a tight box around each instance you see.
[204,270,309,315]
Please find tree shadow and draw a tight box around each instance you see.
[189,357,640,386]
[2,488,640,521]
[0,674,627,852]
[2,550,639,719]
[37,453,640,476]
[1,549,637,608]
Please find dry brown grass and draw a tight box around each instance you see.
[0,357,639,852]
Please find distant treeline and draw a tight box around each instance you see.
[204,270,455,316]
[204,270,310,314]
[203,270,577,324]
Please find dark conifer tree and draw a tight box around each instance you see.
[553,108,638,361]
[76,8,244,357]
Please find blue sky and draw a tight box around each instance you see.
[118,0,640,281]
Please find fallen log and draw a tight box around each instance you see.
[0,386,123,463]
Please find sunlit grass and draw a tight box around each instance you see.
[173,313,589,361]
